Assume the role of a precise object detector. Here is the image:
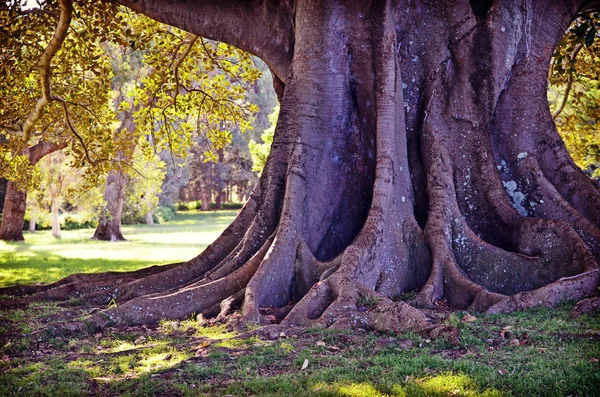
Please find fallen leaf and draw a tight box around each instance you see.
[329,345,341,351]
[500,326,513,339]
[279,331,286,338]
[509,339,520,346]
[315,341,326,347]
[265,315,277,323]
[301,359,309,370]
[462,313,477,322]
[134,336,146,345]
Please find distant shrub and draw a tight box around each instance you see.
[155,206,175,223]
[211,202,244,210]
[63,217,96,230]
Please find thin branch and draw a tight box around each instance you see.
[173,35,199,108]
[58,99,99,167]
[553,43,584,119]
[21,0,73,143]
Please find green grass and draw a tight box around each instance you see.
[0,303,598,396]
[0,210,237,287]
[0,209,599,396]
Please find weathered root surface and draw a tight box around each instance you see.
[3,1,600,335]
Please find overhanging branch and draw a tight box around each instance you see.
[114,0,294,83]
[21,0,73,143]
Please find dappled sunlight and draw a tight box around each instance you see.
[68,344,192,383]
[310,374,504,397]
[160,319,238,341]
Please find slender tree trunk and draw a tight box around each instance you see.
[92,105,137,242]
[92,168,128,241]
[29,209,37,232]
[145,211,154,225]
[51,196,61,238]
[200,190,210,211]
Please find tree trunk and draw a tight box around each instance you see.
[0,178,7,214]
[91,106,137,242]
[0,182,27,241]
[92,168,128,241]
[145,211,154,225]
[13,0,600,332]
[51,196,61,238]
[29,209,37,232]
[200,190,210,211]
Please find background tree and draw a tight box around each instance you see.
[7,0,600,335]
[0,0,119,241]
[91,11,260,239]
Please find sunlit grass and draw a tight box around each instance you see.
[0,210,237,287]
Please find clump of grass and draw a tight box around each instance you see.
[356,292,380,310]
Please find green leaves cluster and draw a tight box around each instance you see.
[249,104,279,175]
[550,12,600,176]
[119,12,260,165]
[1,0,261,197]
[0,0,121,188]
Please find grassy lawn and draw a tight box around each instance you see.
[0,209,599,396]
[0,302,598,396]
[0,210,238,287]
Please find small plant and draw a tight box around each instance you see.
[356,292,380,310]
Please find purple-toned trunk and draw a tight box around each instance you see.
[13,0,600,330]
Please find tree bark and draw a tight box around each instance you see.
[200,190,210,211]
[0,182,28,241]
[10,0,600,332]
[91,168,129,241]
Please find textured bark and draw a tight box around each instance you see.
[7,0,600,333]
[0,182,27,241]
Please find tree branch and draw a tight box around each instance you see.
[21,0,73,143]
[114,0,294,83]
[29,140,68,165]
[553,43,583,119]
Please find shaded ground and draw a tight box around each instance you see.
[0,299,598,396]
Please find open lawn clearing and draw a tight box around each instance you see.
[0,210,237,287]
